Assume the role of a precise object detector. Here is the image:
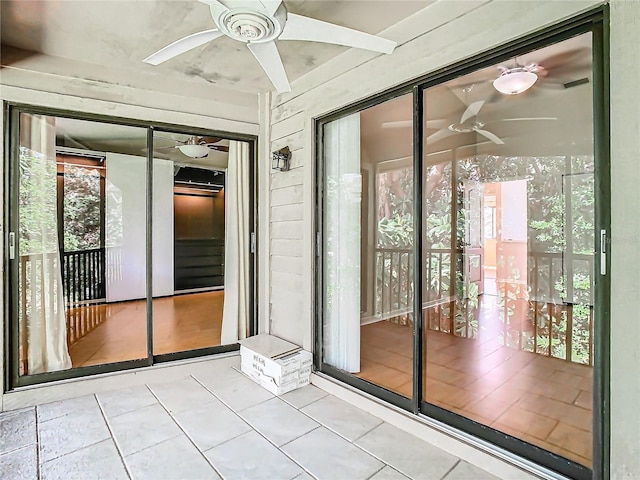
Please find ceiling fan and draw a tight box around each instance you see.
[153,135,229,158]
[381,97,505,145]
[382,85,557,146]
[143,0,396,93]
[426,100,506,145]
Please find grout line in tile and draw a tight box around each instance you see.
[350,421,455,480]
[287,391,329,411]
[364,463,388,480]
[94,393,133,480]
[36,397,100,425]
[146,382,225,479]
[35,409,41,480]
[38,436,114,466]
[351,419,385,444]
[95,389,161,421]
[192,374,319,480]
[0,440,38,458]
[293,394,385,446]
[273,425,323,449]
[35,400,112,466]
[439,458,461,480]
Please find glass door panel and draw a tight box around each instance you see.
[421,32,595,467]
[322,93,415,398]
[151,131,226,355]
[14,114,148,375]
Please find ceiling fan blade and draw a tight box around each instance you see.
[381,120,412,129]
[247,41,291,93]
[426,128,455,145]
[460,100,485,124]
[381,119,447,129]
[279,13,396,54]
[209,145,230,152]
[500,117,558,122]
[197,0,229,8]
[259,0,282,16]
[539,47,590,71]
[200,136,223,144]
[197,0,229,19]
[143,29,224,65]
[476,129,505,145]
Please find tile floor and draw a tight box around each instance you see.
[0,357,505,480]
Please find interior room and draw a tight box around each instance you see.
[17,116,238,371]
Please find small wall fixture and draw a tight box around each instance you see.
[272,146,292,171]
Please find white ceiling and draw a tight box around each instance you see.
[1,0,431,94]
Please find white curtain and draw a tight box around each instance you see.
[19,114,72,374]
[323,113,361,373]
[221,140,250,344]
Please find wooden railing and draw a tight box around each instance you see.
[375,247,413,322]
[62,248,106,306]
[18,248,108,373]
[375,247,595,365]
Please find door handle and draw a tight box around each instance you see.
[600,229,606,275]
[9,232,15,260]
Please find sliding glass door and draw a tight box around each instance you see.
[321,93,415,401]
[7,108,255,386]
[421,31,595,471]
[317,19,606,480]
[13,114,148,376]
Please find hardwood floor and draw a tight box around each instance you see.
[68,291,223,367]
[357,312,593,467]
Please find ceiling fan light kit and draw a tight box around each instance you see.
[178,144,211,158]
[143,0,397,93]
[493,68,538,95]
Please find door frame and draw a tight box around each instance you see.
[3,103,259,389]
[314,7,610,480]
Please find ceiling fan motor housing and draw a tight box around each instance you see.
[211,4,286,44]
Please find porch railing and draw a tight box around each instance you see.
[375,247,595,366]
[17,248,107,373]
[63,248,106,306]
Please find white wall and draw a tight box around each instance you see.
[152,159,175,298]
[105,153,147,302]
[609,1,640,477]
[267,0,640,477]
[104,154,175,302]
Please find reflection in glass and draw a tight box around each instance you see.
[151,131,230,355]
[16,114,148,374]
[323,93,415,398]
[421,33,594,466]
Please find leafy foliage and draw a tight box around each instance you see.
[63,165,101,252]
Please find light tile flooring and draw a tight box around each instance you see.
[0,357,505,480]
